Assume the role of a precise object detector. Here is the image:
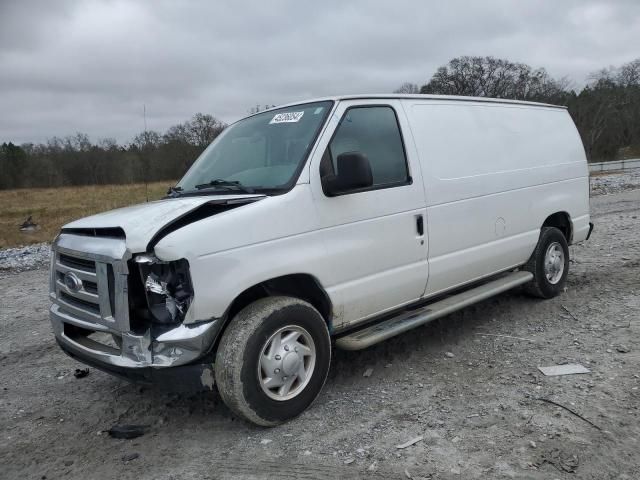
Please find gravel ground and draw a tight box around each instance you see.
[0,243,51,272]
[589,168,640,195]
[1,189,639,479]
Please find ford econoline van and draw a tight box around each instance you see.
[49,95,592,425]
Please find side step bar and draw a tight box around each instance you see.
[335,270,533,351]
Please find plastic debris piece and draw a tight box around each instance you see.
[538,364,590,376]
[73,368,90,379]
[107,424,148,439]
[396,436,424,449]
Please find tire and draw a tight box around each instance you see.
[214,296,331,426]
[523,226,570,299]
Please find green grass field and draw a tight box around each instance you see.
[0,182,174,249]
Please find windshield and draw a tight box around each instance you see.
[177,101,333,194]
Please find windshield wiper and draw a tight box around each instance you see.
[194,179,255,194]
[166,185,183,198]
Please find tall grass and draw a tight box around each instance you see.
[0,182,173,248]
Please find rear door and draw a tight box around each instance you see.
[308,99,428,327]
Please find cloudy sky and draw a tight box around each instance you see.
[1,0,639,144]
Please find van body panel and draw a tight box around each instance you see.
[571,213,591,243]
[306,99,429,326]
[154,184,334,323]
[403,100,589,296]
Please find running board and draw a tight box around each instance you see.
[335,270,533,351]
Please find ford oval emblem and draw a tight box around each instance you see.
[63,272,82,292]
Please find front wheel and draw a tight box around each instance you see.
[214,296,331,426]
[524,226,570,299]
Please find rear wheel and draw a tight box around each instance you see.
[214,296,331,426]
[524,226,570,298]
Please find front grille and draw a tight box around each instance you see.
[59,291,101,314]
[59,253,96,272]
[83,280,98,294]
[51,234,131,359]
[53,248,119,326]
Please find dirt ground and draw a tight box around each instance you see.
[1,189,639,480]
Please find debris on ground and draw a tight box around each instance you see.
[19,216,39,232]
[537,398,602,431]
[538,364,590,376]
[260,439,272,445]
[536,449,580,473]
[73,368,90,379]
[616,345,631,353]
[445,352,455,358]
[121,453,140,462]
[396,436,424,449]
[363,367,374,378]
[561,305,580,321]
[107,424,149,439]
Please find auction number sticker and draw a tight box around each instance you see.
[270,111,304,124]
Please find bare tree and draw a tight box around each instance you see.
[185,113,226,148]
[393,82,420,94]
[420,56,568,102]
[248,104,277,114]
[616,58,640,87]
[132,130,161,150]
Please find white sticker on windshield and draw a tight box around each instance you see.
[269,111,304,124]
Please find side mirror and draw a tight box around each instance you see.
[322,152,373,196]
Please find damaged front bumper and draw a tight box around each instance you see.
[49,233,220,391]
[50,305,219,390]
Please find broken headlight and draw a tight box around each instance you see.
[134,255,193,325]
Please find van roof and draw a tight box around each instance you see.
[272,94,567,111]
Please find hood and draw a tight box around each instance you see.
[62,194,265,253]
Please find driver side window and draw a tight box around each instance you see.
[320,106,409,188]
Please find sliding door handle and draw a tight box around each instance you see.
[416,214,424,236]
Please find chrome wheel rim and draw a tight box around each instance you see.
[544,242,565,284]
[258,325,316,401]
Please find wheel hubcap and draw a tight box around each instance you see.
[258,325,316,401]
[544,242,565,284]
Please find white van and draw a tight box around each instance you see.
[49,95,592,425]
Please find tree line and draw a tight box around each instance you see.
[0,113,225,190]
[396,56,640,163]
[2,56,639,190]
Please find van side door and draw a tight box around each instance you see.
[308,100,428,328]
